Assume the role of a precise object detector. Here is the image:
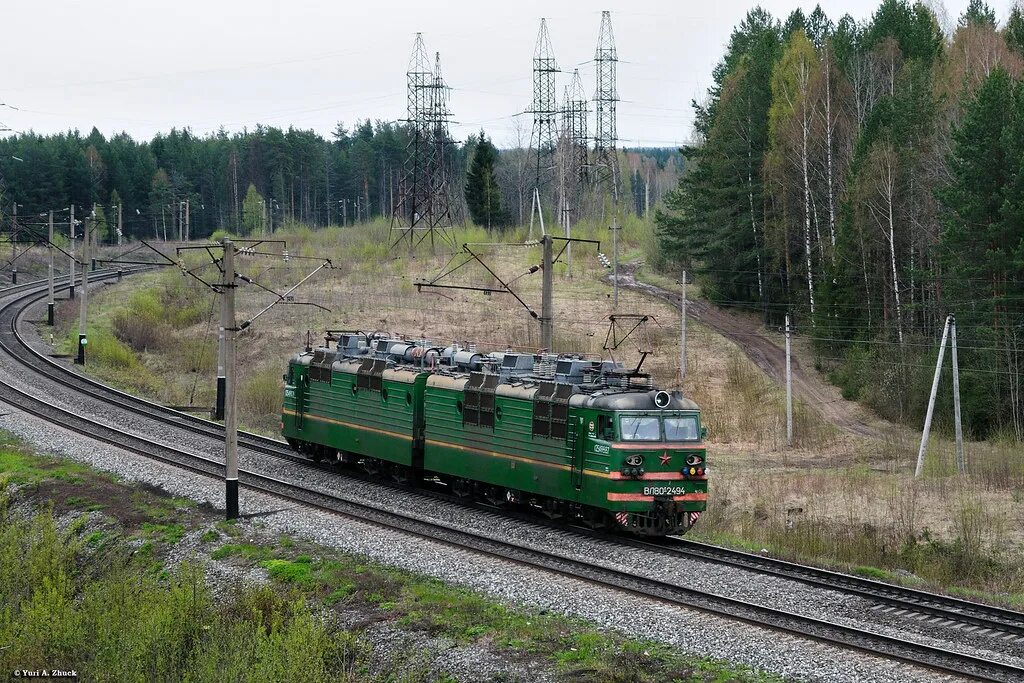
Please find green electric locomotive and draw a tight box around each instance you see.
[281,332,707,535]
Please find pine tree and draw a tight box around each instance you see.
[937,67,1016,432]
[1006,4,1024,56]
[241,184,264,236]
[659,9,782,306]
[464,131,504,230]
[958,0,996,28]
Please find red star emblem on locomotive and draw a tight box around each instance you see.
[659,452,671,466]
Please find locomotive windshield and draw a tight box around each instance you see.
[617,414,701,442]
[619,416,661,441]
[665,416,699,441]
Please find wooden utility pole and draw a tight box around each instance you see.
[785,313,793,447]
[220,238,239,519]
[47,211,55,325]
[540,234,553,350]
[76,219,90,364]
[69,205,76,300]
[916,315,952,477]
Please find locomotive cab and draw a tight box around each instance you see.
[575,389,708,535]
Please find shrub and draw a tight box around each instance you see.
[240,367,283,419]
[112,290,167,352]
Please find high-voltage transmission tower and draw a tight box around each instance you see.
[391,33,457,251]
[592,10,621,306]
[560,68,589,189]
[529,18,560,196]
[592,10,619,198]
[557,69,589,275]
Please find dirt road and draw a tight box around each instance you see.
[613,265,893,441]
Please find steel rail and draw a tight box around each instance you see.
[1,278,1022,680]
[7,277,1024,640]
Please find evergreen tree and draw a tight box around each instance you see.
[464,131,504,229]
[241,184,265,236]
[1006,4,1024,56]
[937,68,1017,432]
[658,9,781,305]
[958,0,996,28]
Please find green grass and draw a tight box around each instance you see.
[212,539,780,682]
[0,447,89,486]
[0,509,362,681]
[1,434,779,682]
[261,558,314,586]
[140,522,185,545]
[210,543,272,562]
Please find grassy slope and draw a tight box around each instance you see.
[0,433,775,682]
[40,218,1024,605]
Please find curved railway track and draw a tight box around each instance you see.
[1,275,1023,681]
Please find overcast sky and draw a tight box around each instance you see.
[1,0,1017,148]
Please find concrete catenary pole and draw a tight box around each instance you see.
[76,219,89,364]
[69,205,75,300]
[220,238,239,519]
[951,315,965,474]
[47,211,55,325]
[680,270,687,383]
[11,202,17,284]
[540,234,553,350]
[215,317,226,421]
[915,314,952,477]
[611,215,619,308]
[117,203,123,282]
[785,313,793,447]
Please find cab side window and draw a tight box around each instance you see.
[598,415,615,440]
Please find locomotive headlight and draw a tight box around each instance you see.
[685,454,703,466]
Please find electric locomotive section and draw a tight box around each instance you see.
[281,327,709,536]
[1,276,1023,679]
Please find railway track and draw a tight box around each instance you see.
[2,276,1023,681]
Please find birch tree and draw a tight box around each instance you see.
[769,30,820,317]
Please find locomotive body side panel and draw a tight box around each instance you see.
[283,357,419,466]
[422,376,574,500]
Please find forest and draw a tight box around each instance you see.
[657,0,1024,440]
[0,121,680,241]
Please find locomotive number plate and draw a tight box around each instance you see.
[643,486,688,496]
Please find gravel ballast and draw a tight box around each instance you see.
[0,403,965,683]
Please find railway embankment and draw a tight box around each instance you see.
[0,431,780,683]
[32,223,1024,610]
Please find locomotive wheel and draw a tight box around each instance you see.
[363,458,381,477]
[580,507,608,530]
[482,486,508,507]
[451,478,472,498]
[389,464,411,485]
[540,499,564,519]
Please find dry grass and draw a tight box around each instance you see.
[48,220,1024,601]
